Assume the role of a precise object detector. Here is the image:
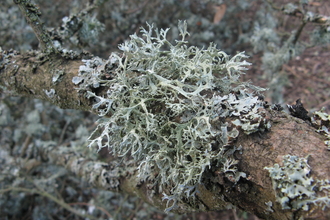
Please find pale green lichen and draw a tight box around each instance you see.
[311,108,330,150]
[265,155,330,211]
[43,88,56,98]
[265,201,274,213]
[76,21,270,212]
[52,69,64,84]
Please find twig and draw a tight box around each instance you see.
[68,202,113,219]
[128,199,145,219]
[49,0,107,48]
[14,0,57,54]
[265,0,330,25]
[232,209,239,220]
[113,194,129,220]
[265,0,281,11]
[316,99,330,109]
[58,119,71,145]
[19,135,32,158]
[0,186,99,220]
[293,21,307,45]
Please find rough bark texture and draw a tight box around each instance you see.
[1,50,330,220]
[235,110,330,220]
[0,50,95,112]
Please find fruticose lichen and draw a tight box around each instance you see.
[265,155,330,211]
[76,21,270,211]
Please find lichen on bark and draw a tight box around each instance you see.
[72,21,271,212]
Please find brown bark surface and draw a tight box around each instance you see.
[235,111,330,219]
[0,50,92,111]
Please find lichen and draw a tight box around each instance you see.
[265,155,330,211]
[265,201,274,213]
[52,69,64,84]
[77,21,270,211]
[52,11,105,48]
[311,108,330,150]
[44,88,56,98]
[13,0,56,53]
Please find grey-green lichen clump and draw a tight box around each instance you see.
[265,155,330,211]
[75,21,270,211]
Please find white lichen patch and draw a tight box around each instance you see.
[76,21,271,212]
[265,201,274,213]
[44,88,56,98]
[73,56,111,94]
[265,155,330,211]
[311,108,330,150]
[52,69,64,84]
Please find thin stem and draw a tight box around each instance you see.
[265,0,330,24]
[14,0,56,53]
[265,0,281,11]
[0,186,98,220]
[293,21,307,45]
[68,202,113,219]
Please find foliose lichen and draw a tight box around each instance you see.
[43,88,56,98]
[311,108,330,150]
[76,21,270,211]
[265,201,274,213]
[52,69,64,84]
[265,155,330,211]
[52,12,105,48]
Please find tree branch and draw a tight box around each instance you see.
[36,110,329,220]
[1,47,330,219]
[265,0,330,25]
[0,49,97,112]
[13,0,57,53]
[0,186,98,220]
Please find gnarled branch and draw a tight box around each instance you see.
[1,48,329,219]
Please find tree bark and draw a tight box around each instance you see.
[0,50,93,112]
[1,49,330,220]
